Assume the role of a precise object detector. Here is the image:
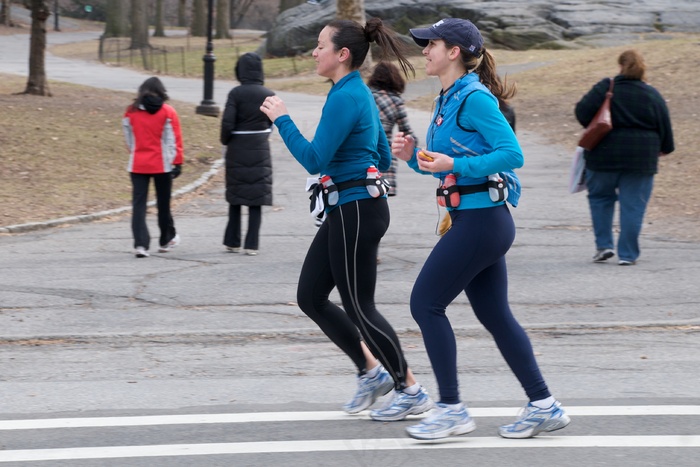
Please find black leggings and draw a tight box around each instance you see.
[411,204,550,404]
[297,198,409,389]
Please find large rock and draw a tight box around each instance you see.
[265,0,700,56]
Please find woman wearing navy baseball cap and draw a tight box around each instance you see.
[391,18,571,440]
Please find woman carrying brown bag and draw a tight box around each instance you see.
[575,50,674,265]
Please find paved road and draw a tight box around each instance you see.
[0,30,698,465]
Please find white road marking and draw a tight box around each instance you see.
[0,436,698,462]
[0,406,698,430]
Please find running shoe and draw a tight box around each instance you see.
[134,246,149,258]
[618,259,636,266]
[498,400,571,439]
[342,366,393,414]
[159,234,181,253]
[592,248,614,262]
[370,387,434,421]
[405,402,476,440]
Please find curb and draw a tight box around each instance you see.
[0,158,224,235]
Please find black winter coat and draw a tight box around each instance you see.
[220,53,275,206]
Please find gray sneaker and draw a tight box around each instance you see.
[592,248,614,262]
[343,366,393,414]
[370,387,434,421]
[405,402,476,440]
[498,401,571,439]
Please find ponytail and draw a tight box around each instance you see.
[448,42,516,102]
[328,17,415,78]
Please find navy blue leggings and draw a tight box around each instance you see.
[297,198,409,389]
[411,204,550,404]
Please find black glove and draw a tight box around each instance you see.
[171,164,182,179]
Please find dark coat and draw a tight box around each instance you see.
[220,53,275,206]
[575,76,674,174]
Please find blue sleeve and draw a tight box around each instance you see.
[274,91,360,175]
[452,91,524,177]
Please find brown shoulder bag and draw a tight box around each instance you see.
[578,78,614,151]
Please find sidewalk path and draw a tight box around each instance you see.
[1,30,698,413]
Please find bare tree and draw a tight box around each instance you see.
[153,0,165,37]
[177,0,187,28]
[23,0,51,96]
[129,0,149,49]
[215,0,229,39]
[0,0,13,26]
[229,0,254,29]
[337,0,364,23]
[104,0,129,38]
[336,0,370,69]
[191,0,205,36]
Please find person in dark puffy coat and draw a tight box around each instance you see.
[220,52,275,256]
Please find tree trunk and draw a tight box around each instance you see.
[336,0,364,23]
[191,0,205,37]
[104,0,128,38]
[336,0,371,70]
[0,0,13,27]
[129,0,149,49]
[24,0,51,96]
[153,0,165,37]
[177,0,187,28]
[229,0,254,29]
[215,0,230,39]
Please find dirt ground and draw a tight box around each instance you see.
[1,22,698,242]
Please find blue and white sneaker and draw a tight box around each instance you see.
[405,402,476,440]
[369,387,434,421]
[342,366,393,414]
[498,401,571,439]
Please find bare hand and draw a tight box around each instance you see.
[416,150,454,173]
[391,132,416,161]
[260,96,288,122]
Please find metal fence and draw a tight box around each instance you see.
[98,37,189,76]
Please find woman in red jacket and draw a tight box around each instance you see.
[123,77,184,258]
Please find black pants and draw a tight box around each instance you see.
[223,204,262,250]
[297,198,409,389]
[130,172,176,250]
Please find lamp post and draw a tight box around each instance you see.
[195,0,220,117]
[53,0,60,31]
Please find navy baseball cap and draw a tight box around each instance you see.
[410,18,484,58]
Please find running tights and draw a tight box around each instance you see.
[296,198,409,389]
[410,204,551,404]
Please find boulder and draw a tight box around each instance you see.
[265,0,700,57]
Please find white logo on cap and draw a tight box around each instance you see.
[469,45,476,52]
[433,20,445,28]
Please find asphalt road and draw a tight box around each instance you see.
[0,29,698,465]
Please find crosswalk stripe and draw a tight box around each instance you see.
[0,436,698,462]
[0,406,698,431]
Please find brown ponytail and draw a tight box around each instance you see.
[327,17,415,78]
[446,42,517,102]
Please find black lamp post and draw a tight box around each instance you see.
[195,0,220,117]
[53,0,60,31]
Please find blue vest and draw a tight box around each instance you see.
[426,73,520,209]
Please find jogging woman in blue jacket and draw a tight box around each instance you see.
[391,18,570,440]
[260,18,433,422]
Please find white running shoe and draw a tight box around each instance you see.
[134,246,149,258]
[159,234,180,253]
[405,402,476,440]
[369,387,433,421]
[498,401,571,439]
[343,366,393,414]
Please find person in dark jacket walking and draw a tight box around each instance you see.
[575,49,674,265]
[220,53,275,256]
